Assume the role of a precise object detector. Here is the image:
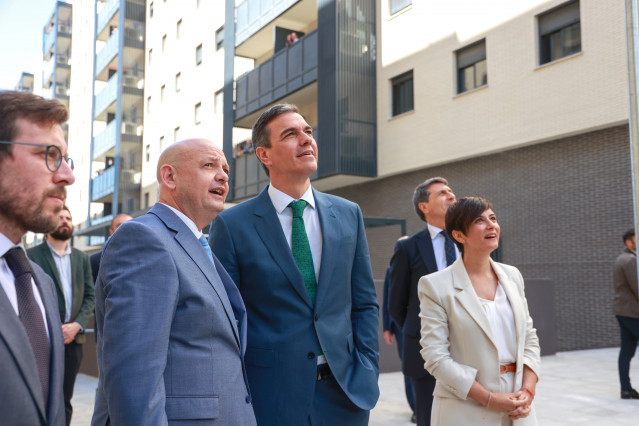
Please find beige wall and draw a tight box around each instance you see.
[377,0,628,177]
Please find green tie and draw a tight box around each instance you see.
[289,200,317,304]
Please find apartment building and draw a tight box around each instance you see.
[15,72,35,92]
[223,0,631,352]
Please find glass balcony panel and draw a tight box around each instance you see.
[44,27,56,56]
[97,0,119,36]
[43,59,55,87]
[93,119,118,160]
[95,29,119,77]
[91,165,116,201]
[94,74,118,118]
[235,0,299,46]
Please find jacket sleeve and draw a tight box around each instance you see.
[382,267,392,332]
[621,254,639,300]
[208,214,241,287]
[389,240,409,328]
[514,268,541,380]
[72,253,95,329]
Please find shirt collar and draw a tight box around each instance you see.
[268,184,316,214]
[159,203,202,239]
[427,223,446,240]
[0,232,21,258]
[45,238,71,257]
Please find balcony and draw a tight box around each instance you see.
[93,120,118,160]
[57,21,72,36]
[44,27,56,58]
[43,58,55,88]
[91,165,116,202]
[94,74,118,119]
[95,30,119,78]
[232,153,269,200]
[54,83,70,98]
[97,0,119,38]
[235,30,317,121]
[236,0,300,46]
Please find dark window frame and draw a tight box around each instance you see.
[538,0,581,65]
[215,26,224,51]
[456,39,487,94]
[195,43,203,65]
[391,70,414,117]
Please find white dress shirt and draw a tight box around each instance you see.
[427,223,461,271]
[268,184,323,283]
[46,239,72,322]
[478,283,517,364]
[0,232,50,338]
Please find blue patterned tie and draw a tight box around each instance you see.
[199,236,214,264]
[441,230,456,266]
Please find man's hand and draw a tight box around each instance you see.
[61,322,81,344]
[383,330,394,345]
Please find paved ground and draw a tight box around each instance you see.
[71,347,639,425]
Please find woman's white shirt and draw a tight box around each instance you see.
[477,283,517,365]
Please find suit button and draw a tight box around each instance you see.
[308,352,315,359]
[314,314,319,322]
[245,395,251,404]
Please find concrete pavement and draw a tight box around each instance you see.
[70,347,639,425]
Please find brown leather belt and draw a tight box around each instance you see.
[500,363,516,373]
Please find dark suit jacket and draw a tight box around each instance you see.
[389,228,438,378]
[27,242,95,344]
[90,249,101,284]
[382,266,399,335]
[210,186,380,424]
[0,253,65,425]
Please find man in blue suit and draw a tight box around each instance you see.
[0,90,73,425]
[92,139,256,425]
[210,104,379,425]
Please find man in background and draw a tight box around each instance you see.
[90,213,132,283]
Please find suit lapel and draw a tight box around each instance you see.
[314,190,338,310]
[253,188,313,308]
[491,260,525,347]
[415,229,438,273]
[451,258,498,349]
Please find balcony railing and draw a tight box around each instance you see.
[94,74,118,118]
[235,30,318,119]
[236,0,299,46]
[95,29,119,77]
[93,120,118,160]
[91,165,116,201]
[44,27,56,57]
[97,0,119,36]
[43,58,55,87]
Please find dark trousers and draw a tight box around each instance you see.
[411,373,436,426]
[309,374,369,426]
[394,330,416,412]
[63,341,83,426]
[617,315,639,391]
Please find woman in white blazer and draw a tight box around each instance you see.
[418,197,540,426]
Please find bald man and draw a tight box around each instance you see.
[91,139,256,425]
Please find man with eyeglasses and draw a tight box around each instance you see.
[0,90,75,426]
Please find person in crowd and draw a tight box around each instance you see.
[389,177,459,426]
[89,213,132,284]
[209,103,379,425]
[28,206,95,426]
[91,139,256,425]
[613,229,639,399]
[0,90,74,426]
[418,197,540,425]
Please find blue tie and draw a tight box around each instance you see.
[441,230,456,266]
[199,236,215,264]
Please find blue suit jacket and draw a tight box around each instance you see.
[210,187,380,424]
[92,203,256,425]
[0,256,65,426]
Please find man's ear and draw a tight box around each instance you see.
[418,201,429,217]
[159,164,177,189]
[255,146,271,169]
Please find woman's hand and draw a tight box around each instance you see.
[486,391,527,414]
[507,389,533,419]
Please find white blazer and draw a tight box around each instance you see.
[418,257,541,426]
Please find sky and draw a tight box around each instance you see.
[0,0,61,91]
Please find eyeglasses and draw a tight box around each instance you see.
[0,141,74,172]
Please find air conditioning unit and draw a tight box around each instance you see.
[56,54,70,65]
[122,75,138,87]
[58,23,71,34]
[122,122,136,135]
[55,85,69,96]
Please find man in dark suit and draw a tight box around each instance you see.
[613,229,639,400]
[0,90,74,425]
[28,206,95,425]
[92,139,256,425]
[89,213,132,283]
[210,104,379,425]
[389,177,458,426]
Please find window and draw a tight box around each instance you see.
[175,72,181,92]
[456,40,487,94]
[145,144,151,162]
[215,26,224,51]
[214,89,223,114]
[148,48,153,65]
[538,0,581,65]
[161,84,165,102]
[195,102,202,124]
[144,192,149,208]
[162,34,167,52]
[391,70,413,117]
[195,43,203,65]
[177,19,182,39]
[390,0,411,15]
[147,96,151,113]
[150,1,154,17]
[174,126,180,142]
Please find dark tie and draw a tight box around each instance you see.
[441,230,456,266]
[4,247,51,405]
[199,235,214,263]
[289,200,317,304]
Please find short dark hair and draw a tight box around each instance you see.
[412,177,448,222]
[251,103,300,176]
[623,229,635,243]
[0,91,68,161]
[445,196,494,254]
